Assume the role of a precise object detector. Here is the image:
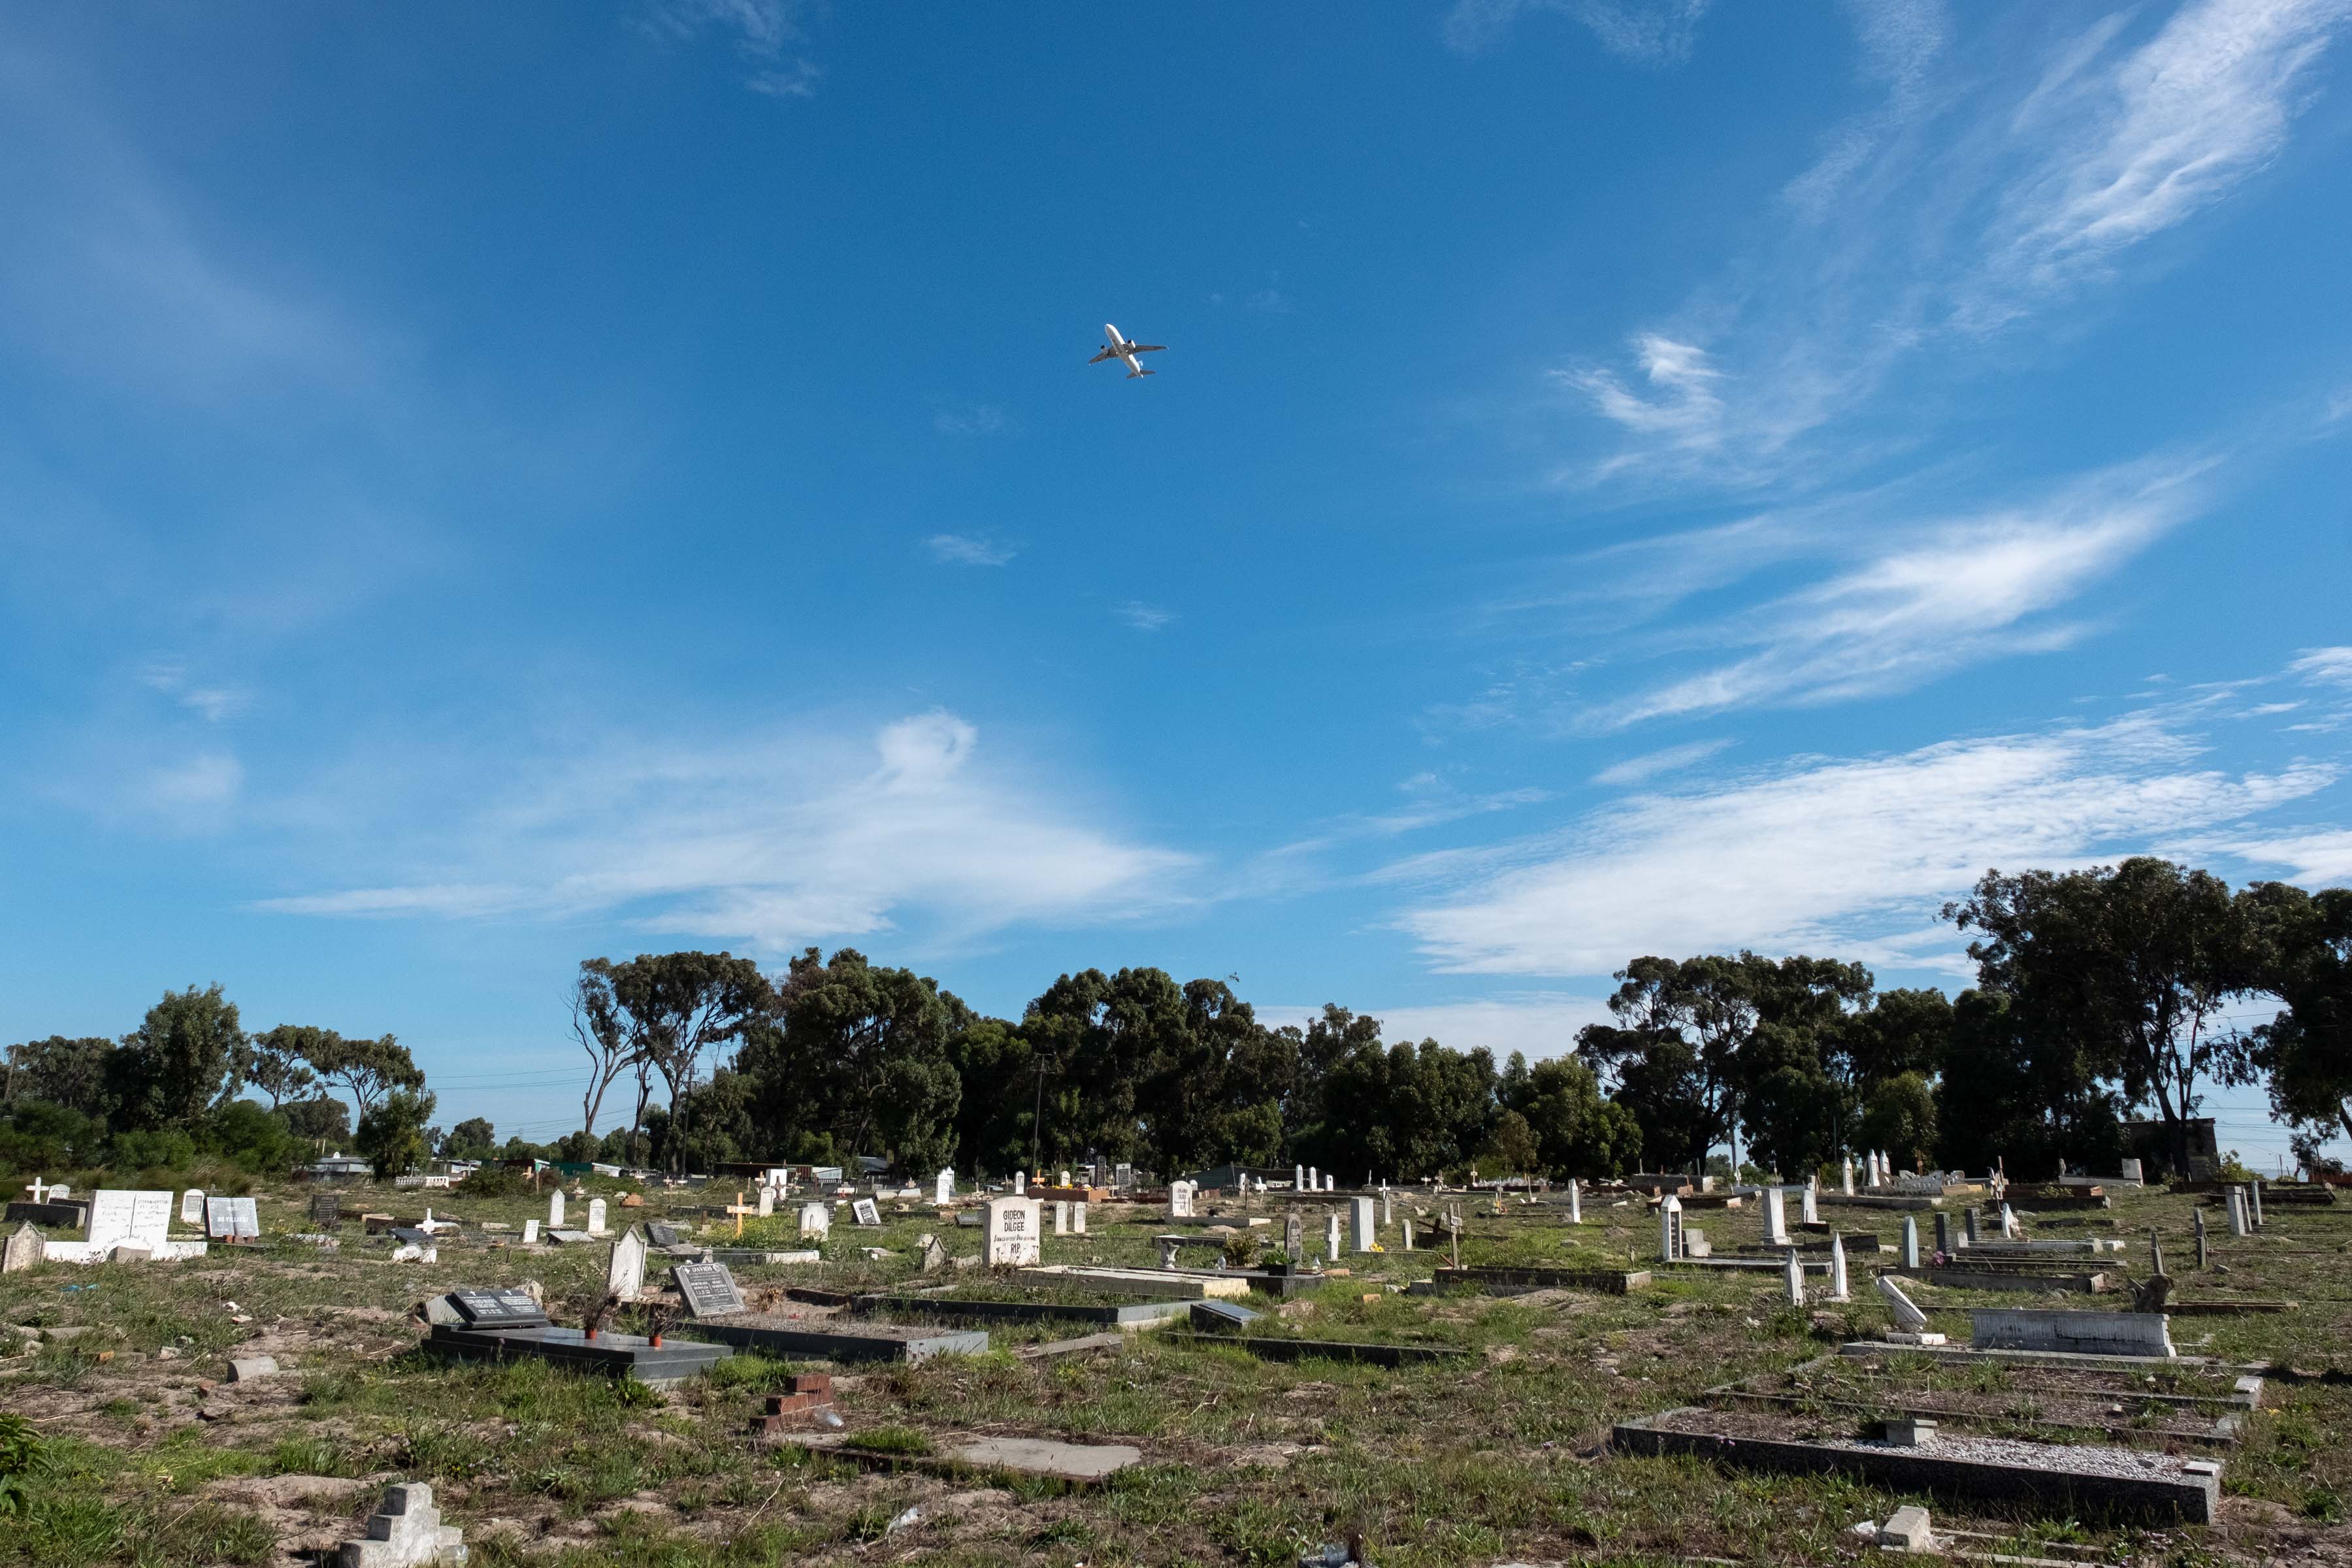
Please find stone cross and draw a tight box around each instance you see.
[1828,1232,1850,1301]
[1783,1247,1805,1307]
[338,1482,464,1568]
[1763,1186,1790,1247]
[22,1177,49,1204]
[725,1192,757,1237]
[1567,1178,1582,1224]
[1901,1214,1920,1269]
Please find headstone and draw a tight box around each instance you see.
[337,1480,465,1568]
[983,1195,1042,1266]
[1880,1507,1935,1554]
[1801,1178,1819,1224]
[1294,1164,1305,1192]
[1168,1181,1195,1219]
[936,1168,955,1205]
[1324,1211,1341,1264]
[673,1259,747,1318]
[606,1226,649,1301]
[521,1218,540,1245]
[449,1287,550,1328]
[3,1222,41,1273]
[1933,1211,1950,1256]
[1963,1207,1981,1245]
[2148,1225,2164,1279]
[1763,1186,1790,1246]
[647,1222,681,1248]
[1382,1188,1392,1225]
[1325,1174,1335,1192]
[205,1195,262,1241]
[757,1187,774,1218]
[180,1190,204,1225]
[1659,1194,1682,1262]
[2249,1180,2264,1230]
[1284,1211,1303,1258]
[1401,1218,1414,1251]
[1876,1274,1931,1332]
[851,1198,882,1228]
[586,1198,608,1235]
[800,1201,831,1240]
[1567,1179,1582,1224]
[1052,1200,1068,1235]
[1829,1232,1850,1301]
[2194,1205,2209,1267]
[1999,1201,2017,1239]
[1841,1157,1854,1196]
[2227,1188,2249,1237]
[548,1190,565,1228]
[1970,1307,2176,1358]
[310,1192,343,1229]
[2119,1158,2143,1184]
[1784,1247,1805,1307]
[1348,1196,1375,1253]
[1901,1214,1920,1269]
[1059,1170,1071,1188]
[88,1190,174,1252]
[1072,1201,1086,1234]
[1012,1171,1024,1195]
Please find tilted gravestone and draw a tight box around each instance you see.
[449,1287,551,1329]
[3,1221,42,1273]
[852,1198,882,1228]
[647,1222,682,1249]
[673,1259,747,1318]
[606,1226,649,1302]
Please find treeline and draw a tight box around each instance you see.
[7,859,2348,1184]
[0,987,438,1178]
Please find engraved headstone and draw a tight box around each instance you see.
[757,1187,775,1218]
[1053,1200,1068,1235]
[1168,1179,1195,1218]
[180,1189,205,1225]
[1284,1211,1303,1258]
[851,1198,881,1228]
[88,1190,174,1252]
[936,1168,955,1205]
[799,1201,830,1239]
[983,1195,1042,1266]
[1763,1186,1790,1246]
[521,1218,540,1245]
[586,1198,608,1235]
[672,1259,747,1318]
[606,1225,648,1301]
[310,1192,344,1228]
[205,1196,261,1239]
[3,1222,42,1273]
[449,1287,550,1328]
[548,1190,565,1228]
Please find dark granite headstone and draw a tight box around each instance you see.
[390,1226,433,1245]
[647,1222,682,1248]
[310,1193,343,1228]
[5,1201,88,1230]
[449,1287,550,1328]
[673,1260,747,1318]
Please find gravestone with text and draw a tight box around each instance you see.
[674,1260,747,1318]
[984,1195,1042,1266]
[852,1198,882,1228]
[180,1190,204,1226]
[206,1196,261,1239]
[800,1202,830,1239]
[90,1190,175,1252]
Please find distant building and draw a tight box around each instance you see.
[306,1152,372,1179]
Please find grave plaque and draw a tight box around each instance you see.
[673,1259,747,1318]
[88,1190,174,1252]
[647,1222,682,1248]
[206,1196,261,1239]
[852,1198,882,1228]
[449,1287,549,1328]
[310,1192,344,1228]
[180,1190,205,1225]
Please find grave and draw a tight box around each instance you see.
[1428,1266,1650,1295]
[180,1190,204,1225]
[800,1201,831,1239]
[1970,1308,2175,1359]
[3,1222,42,1273]
[310,1192,344,1228]
[1348,1196,1375,1252]
[685,1316,989,1363]
[424,1299,732,1388]
[521,1219,540,1245]
[605,1225,648,1302]
[1168,1180,1196,1218]
[205,1196,262,1241]
[854,1292,1194,1328]
[3,1201,87,1230]
[851,1198,882,1228]
[936,1168,955,1205]
[586,1198,609,1235]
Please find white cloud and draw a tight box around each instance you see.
[2290,647,2352,687]
[1392,711,2336,975]
[934,403,1012,437]
[644,0,823,98]
[2234,828,2352,885]
[1554,335,1726,463]
[1593,460,2201,726]
[255,710,1194,951]
[1117,600,1175,632]
[1591,738,1731,787]
[1263,992,1614,1061]
[927,533,1016,566]
[137,659,247,723]
[1446,0,1712,65]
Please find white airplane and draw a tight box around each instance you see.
[1088,323,1165,378]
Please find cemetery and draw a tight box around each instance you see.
[5,1160,2352,1565]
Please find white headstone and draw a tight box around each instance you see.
[2119,1158,2143,1184]
[1012,1171,1025,1194]
[1763,1186,1790,1247]
[548,1190,565,1228]
[984,1195,1042,1266]
[1401,1217,1414,1250]
[2227,1188,2250,1237]
[1058,1170,1071,1189]
[1802,1178,1820,1224]
[1325,1211,1341,1263]
[1382,1189,1392,1224]
[585,1198,608,1235]
[1307,1167,1317,1193]
[800,1202,831,1239]
[1325,1174,1335,1192]
[1349,1196,1375,1252]
[88,1190,173,1252]
[1876,1273,1929,1331]
[3,1222,41,1274]
[1829,1232,1850,1301]
[1901,1213,1921,1269]
[1784,1248,1805,1307]
[1659,1193,1682,1262]
[1168,1181,1196,1219]
[606,1226,648,1301]
[1053,1200,1069,1235]
[1841,1158,1855,1196]
[522,1218,540,1245]
[1999,1202,2017,1239]
[1567,1179,1582,1224]
[757,1187,774,1218]
[936,1168,955,1205]
[1072,1201,1086,1234]
[180,1190,205,1226]
[1294,1164,1305,1192]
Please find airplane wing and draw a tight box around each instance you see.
[1130,344,1166,353]
[1087,347,1118,365]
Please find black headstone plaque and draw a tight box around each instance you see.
[391,1226,433,1245]
[672,1260,746,1318]
[449,1287,549,1328]
[310,1193,343,1228]
[647,1222,681,1248]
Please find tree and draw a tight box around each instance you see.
[570,964,642,1143]
[1946,859,2262,1176]
[242,1025,324,1111]
[577,953,769,1171]
[946,1015,1037,1177]
[282,1096,352,1149]
[1307,1035,1497,1181]
[310,1034,425,1120]
[1859,1071,1938,1172]
[1933,988,2121,1177]
[734,949,962,1171]
[446,1117,497,1160]
[355,1088,436,1178]
[1480,1109,1540,1177]
[1498,1052,1641,1179]
[2,1037,117,1117]
[2243,883,2352,1143]
[1576,956,1759,1173]
[115,985,246,1130]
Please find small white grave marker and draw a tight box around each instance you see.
[1349,1196,1375,1253]
[180,1190,204,1226]
[984,1194,1041,1266]
[548,1190,565,1228]
[586,1198,608,1235]
[851,1198,881,1228]
[936,1168,955,1205]
[1168,1180,1195,1218]
[800,1201,831,1239]
[522,1218,540,1245]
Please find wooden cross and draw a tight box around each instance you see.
[725,1190,758,1237]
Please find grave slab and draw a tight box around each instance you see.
[683,1315,988,1362]
[422,1323,732,1386]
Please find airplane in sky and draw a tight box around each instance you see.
[1088,324,1165,378]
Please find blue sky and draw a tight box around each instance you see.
[3,1,2347,1160]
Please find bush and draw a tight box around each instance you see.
[106,1127,195,1171]
[203,1100,301,1175]
[455,1164,531,1199]
[0,1412,45,1516]
[0,1100,105,1176]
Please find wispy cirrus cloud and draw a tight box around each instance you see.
[1445,0,1711,66]
[1555,0,2352,489]
[1390,696,2339,976]
[2291,646,2352,687]
[644,0,823,98]
[927,533,1016,566]
[1117,600,1175,632]
[1591,738,1731,787]
[257,710,1194,953]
